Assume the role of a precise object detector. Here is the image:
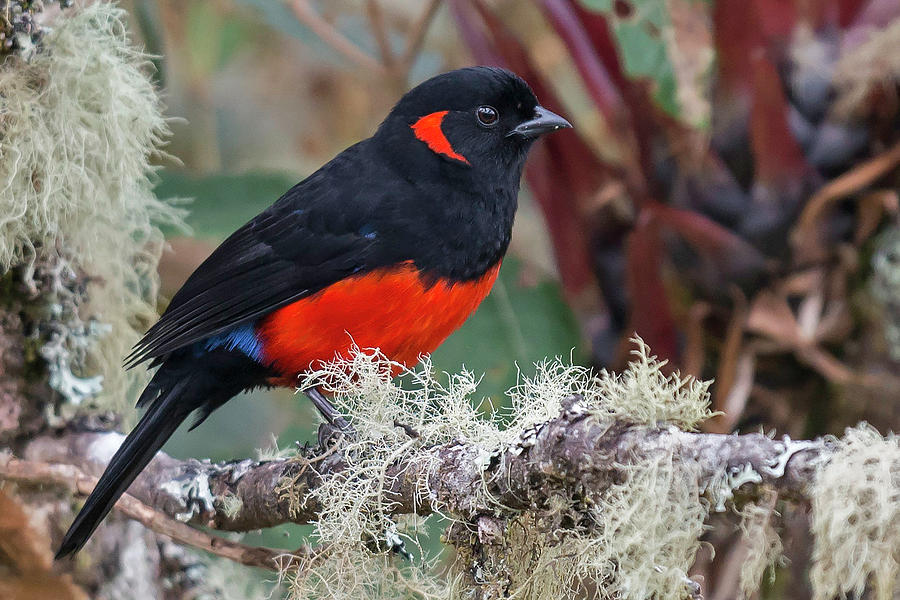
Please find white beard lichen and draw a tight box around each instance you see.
[468,449,707,600]
[737,489,783,599]
[810,424,900,600]
[505,336,713,433]
[281,339,715,599]
[0,2,182,416]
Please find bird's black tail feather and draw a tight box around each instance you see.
[55,376,195,559]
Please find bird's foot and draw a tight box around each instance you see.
[306,387,356,438]
[393,420,419,439]
[385,522,412,561]
[317,421,350,448]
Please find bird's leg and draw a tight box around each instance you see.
[305,386,353,434]
[393,419,420,439]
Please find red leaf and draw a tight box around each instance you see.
[542,0,661,198]
[525,144,599,295]
[749,54,811,182]
[570,2,629,90]
[752,0,798,40]
[713,0,767,97]
[538,0,628,128]
[625,219,680,363]
[838,0,869,27]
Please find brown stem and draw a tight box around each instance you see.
[288,0,385,75]
[400,0,442,69]
[366,0,395,69]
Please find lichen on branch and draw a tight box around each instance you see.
[14,351,900,599]
[214,341,719,599]
[0,4,190,594]
[810,424,900,600]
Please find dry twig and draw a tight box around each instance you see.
[288,0,385,75]
[400,0,442,68]
[288,0,442,86]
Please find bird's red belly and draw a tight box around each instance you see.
[257,261,500,382]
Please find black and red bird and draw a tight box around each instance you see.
[55,66,571,558]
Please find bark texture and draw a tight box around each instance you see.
[3,398,830,546]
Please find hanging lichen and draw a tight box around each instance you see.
[810,424,900,600]
[0,2,182,415]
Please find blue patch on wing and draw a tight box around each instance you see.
[358,223,377,239]
[204,323,263,362]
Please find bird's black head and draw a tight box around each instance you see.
[376,67,571,186]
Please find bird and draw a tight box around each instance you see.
[55,66,571,559]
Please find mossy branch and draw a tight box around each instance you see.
[0,344,875,599]
[7,397,827,545]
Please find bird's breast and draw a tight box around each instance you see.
[257,260,501,383]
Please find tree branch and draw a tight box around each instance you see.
[4,398,832,549]
[0,454,316,570]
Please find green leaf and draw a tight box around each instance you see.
[577,0,712,124]
[154,170,299,240]
[186,2,252,76]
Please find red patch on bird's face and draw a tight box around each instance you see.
[411,111,470,164]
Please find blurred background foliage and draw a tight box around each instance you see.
[123,0,899,596]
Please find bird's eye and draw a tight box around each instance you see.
[476,105,499,127]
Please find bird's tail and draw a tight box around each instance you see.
[55,376,195,559]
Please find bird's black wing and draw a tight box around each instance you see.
[127,144,390,367]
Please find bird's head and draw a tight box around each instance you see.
[377,66,571,184]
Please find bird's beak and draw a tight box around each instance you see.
[507,105,572,138]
